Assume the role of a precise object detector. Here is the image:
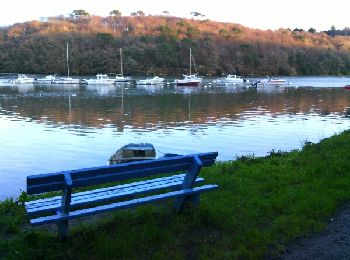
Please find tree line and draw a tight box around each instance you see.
[0,15,349,76]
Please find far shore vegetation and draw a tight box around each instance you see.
[0,13,349,76]
[1,130,350,259]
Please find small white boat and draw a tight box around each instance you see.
[52,77,80,84]
[175,48,202,86]
[256,76,289,86]
[9,74,35,84]
[36,75,56,83]
[108,143,156,165]
[83,74,115,85]
[115,75,132,82]
[136,76,165,85]
[216,74,244,84]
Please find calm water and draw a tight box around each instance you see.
[1,76,350,200]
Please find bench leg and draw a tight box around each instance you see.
[173,194,200,213]
[57,220,68,239]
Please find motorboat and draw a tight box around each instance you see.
[52,42,80,84]
[255,76,289,86]
[136,76,165,85]
[9,74,35,84]
[36,75,56,83]
[108,143,156,165]
[175,48,202,86]
[83,74,115,85]
[215,74,244,84]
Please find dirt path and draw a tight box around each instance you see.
[281,204,350,259]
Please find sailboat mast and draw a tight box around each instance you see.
[66,42,70,77]
[189,48,192,75]
[120,48,123,77]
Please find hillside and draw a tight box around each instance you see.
[0,15,349,76]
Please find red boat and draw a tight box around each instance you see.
[344,85,350,90]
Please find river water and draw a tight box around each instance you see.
[0,76,350,200]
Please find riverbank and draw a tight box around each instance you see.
[1,130,350,259]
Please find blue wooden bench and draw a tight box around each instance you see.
[25,152,218,238]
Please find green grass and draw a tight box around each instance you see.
[2,130,350,259]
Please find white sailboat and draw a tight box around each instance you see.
[175,48,202,86]
[115,48,132,83]
[52,42,80,84]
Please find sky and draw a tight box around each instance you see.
[0,0,348,31]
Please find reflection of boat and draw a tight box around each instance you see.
[85,84,116,95]
[175,48,202,86]
[216,74,244,84]
[257,85,286,94]
[255,76,289,86]
[108,143,156,165]
[17,84,35,93]
[83,74,115,85]
[52,42,80,84]
[9,74,35,84]
[136,76,165,85]
[36,75,56,83]
[175,86,203,95]
[138,84,164,93]
[115,48,132,83]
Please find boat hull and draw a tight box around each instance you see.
[109,143,156,165]
[52,78,80,84]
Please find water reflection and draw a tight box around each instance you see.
[0,86,349,131]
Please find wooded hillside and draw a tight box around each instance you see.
[0,15,349,76]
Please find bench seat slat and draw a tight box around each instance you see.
[30,184,218,226]
[26,174,205,215]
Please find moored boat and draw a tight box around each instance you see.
[136,76,165,85]
[175,74,202,86]
[52,77,80,84]
[9,74,35,84]
[114,48,133,83]
[36,75,56,83]
[52,42,80,84]
[83,74,115,85]
[108,143,156,165]
[215,74,244,84]
[175,48,202,86]
[255,76,289,86]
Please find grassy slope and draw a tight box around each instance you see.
[1,130,350,259]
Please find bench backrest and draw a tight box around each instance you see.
[27,152,218,195]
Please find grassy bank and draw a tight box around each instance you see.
[1,130,350,259]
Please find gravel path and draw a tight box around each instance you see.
[281,204,350,259]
